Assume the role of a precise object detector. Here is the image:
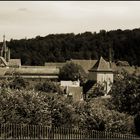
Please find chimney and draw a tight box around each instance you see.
[3,35,7,60]
[7,47,10,62]
[109,46,112,68]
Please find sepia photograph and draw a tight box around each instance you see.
[0,1,140,139]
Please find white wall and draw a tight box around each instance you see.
[97,73,113,94]
[60,80,80,87]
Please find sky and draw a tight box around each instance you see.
[0,1,140,41]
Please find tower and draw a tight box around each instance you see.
[88,56,113,94]
[1,35,10,62]
[3,35,8,60]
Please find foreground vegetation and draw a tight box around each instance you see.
[0,69,140,136]
[0,87,135,134]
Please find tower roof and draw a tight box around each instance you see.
[89,56,113,72]
[3,35,7,52]
[0,56,8,66]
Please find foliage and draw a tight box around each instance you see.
[88,98,134,134]
[9,74,29,89]
[0,88,51,126]
[48,95,76,128]
[7,29,140,66]
[109,72,140,115]
[0,86,135,134]
[59,62,87,84]
[74,101,105,131]
[0,74,29,90]
[50,97,106,130]
[71,98,134,134]
[87,83,105,99]
[134,112,140,136]
[35,80,62,94]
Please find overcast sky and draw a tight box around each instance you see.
[0,1,140,41]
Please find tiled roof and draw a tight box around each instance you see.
[5,67,59,75]
[0,68,7,76]
[68,59,97,73]
[0,57,8,66]
[67,86,83,102]
[45,59,98,73]
[89,57,113,72]
[44,62,65,68]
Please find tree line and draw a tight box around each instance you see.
[3,28,140,66]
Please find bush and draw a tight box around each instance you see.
[134,112,140,136]
[0,88,51,125]
[0,86,135,134]
[35,81,62,94]
[74,99,133,133]
[0,74,29,90]
[9,75,29,90]
[110,72,140,115]
[59,62,87,85]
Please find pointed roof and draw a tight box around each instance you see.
[67,59,98,73]
[3,35,7,52]
[0,56,8,66]
[89,56,113,72]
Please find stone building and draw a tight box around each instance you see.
[88,56,114,94]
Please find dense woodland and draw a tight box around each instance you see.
[3,28,140,66]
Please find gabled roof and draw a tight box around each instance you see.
[60,86,83,102]
[0,68,7,76]
[68,59,97,73]
[5,67,59,75]
[89,57,113,72]
[0,56,8,67]
[67,86,83,101]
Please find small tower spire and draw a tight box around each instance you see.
[3,34,8,60]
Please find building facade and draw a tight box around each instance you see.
[88,56,114,94]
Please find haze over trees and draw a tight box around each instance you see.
[4,28,140,66]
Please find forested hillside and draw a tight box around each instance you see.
[4,28,140,66]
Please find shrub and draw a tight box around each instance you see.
[73,101,105,131]
[9,76,29,89]
[59,62,87,85]
[0,74,29,90]
[134,112,140,136]
[110,73,140,115]
[35,81,62,94]
[0,88,51,125]
[74,100,130,133]
[87,98,135,134]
